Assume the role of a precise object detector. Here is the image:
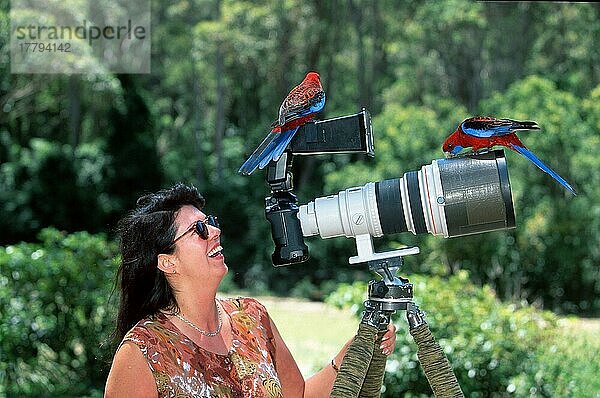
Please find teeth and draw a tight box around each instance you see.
[207,245,223,257]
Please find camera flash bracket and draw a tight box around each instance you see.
[266,152,293,192]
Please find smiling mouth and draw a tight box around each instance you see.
[207,245,223,258]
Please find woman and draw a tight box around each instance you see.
[104,183,396,397]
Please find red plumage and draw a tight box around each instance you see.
[276,72,323,127]
[270,113,315,133]
[442,129,526,153]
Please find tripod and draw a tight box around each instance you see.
[330,234,464,398]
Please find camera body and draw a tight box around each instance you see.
[264,109,516,267]
[264,109,374,266]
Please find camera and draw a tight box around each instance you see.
[263,110,516,266]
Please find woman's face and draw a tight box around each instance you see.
[171,204,227,283]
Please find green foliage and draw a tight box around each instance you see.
[0,229,118,397]
[327,272,600,397]
[510,318,600,397]
[289,277,340,302]
[475,76,600,313]
[527,3,600,97]
[0,137,114,242]
[2,1,600,314]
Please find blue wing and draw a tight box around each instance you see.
[462,118,539,138]
[275,93,325,128]
[258,127,299,169]
[238,126,301,175]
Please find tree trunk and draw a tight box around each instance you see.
[68,75,81,150]
[350,0,369,109]
[214,0,225,180]
[276,1,293,99]
[192,67,205,188]
[370,0,386,113]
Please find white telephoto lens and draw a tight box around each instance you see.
[298,150,515,240]
[298,183,382,239]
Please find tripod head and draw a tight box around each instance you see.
[353,234,426,330]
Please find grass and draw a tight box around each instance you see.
[256,296,358,376]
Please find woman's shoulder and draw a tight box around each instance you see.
[106,340,158,398]
[221,296,267,310]
[220,296,272,320]
[121,313,172,348]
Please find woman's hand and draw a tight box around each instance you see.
[380,322,397,356]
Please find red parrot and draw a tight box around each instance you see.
[442,116,576,195]
[239,72,326,175]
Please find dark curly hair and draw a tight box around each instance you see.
[113,183,205,342]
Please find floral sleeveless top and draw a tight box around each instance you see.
[122,297,283,398]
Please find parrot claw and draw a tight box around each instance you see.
[470,148,492,156]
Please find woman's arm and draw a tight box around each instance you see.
[269,318,306,397]
[303,336,352,398]
[104,342,158,398]
[304,322,397,398]
[270,317,397,398]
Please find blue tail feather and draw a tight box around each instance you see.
[272,127,298,161]
[256,137,282,169]
[238,156,261,175]
[258,127,299,169]
[238,130,279,175]
[513,145,576,195]
[239,126,302,174]
[257,135,283,169]
[238,154,261,175]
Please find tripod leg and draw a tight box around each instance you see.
[407,306,464,398]
[358,330,387,398]
[330,323,378,398]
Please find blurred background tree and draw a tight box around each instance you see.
[1,1,600,394]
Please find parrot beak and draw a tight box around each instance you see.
[444,151,454,158]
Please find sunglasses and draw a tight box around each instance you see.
[173,215,219,243]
